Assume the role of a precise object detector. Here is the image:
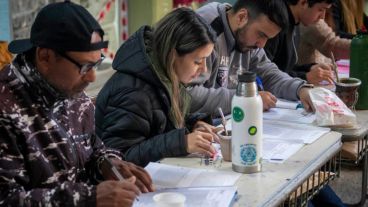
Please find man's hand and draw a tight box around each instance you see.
[186,131,216,156]
[306,63,334,85]
[100,158,154,193]
[259,91,277,111]
[193,121,222,143]
[298,87,314,112]
[97,177,140,207]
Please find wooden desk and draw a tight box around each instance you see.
[161,131,342,207]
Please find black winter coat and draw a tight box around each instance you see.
[95,26,190,167]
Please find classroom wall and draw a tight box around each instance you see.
[0,0,12,42]
[127,0,172,35]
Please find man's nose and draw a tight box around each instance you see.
[256,38,268,48]
[83,69,96,83]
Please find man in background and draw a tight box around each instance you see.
[188,0,314,116]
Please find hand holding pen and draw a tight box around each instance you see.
[96,156,141,206]
[256,76,277,111]
[99,155,154,193]
[96,177,140,207]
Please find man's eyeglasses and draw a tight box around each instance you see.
[56,51,105,75]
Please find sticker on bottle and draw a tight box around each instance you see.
[248,126,257,136]
[240,144,257,165]
[232,106,244,122]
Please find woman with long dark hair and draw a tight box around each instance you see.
[95,8,217,167]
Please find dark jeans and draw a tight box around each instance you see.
[308,185,346,207]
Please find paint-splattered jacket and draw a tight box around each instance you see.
[0,55,120,206]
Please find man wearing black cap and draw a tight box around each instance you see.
[0,1,153,206]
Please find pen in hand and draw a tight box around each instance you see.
[103,156,140,201]
[256,76,264,91]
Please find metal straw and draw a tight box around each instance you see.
[330,52,340,83]
[218,107,228,136]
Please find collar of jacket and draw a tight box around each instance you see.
[286,1,298,27]
[11,55,64,107]
[217,3,237,54]
[145,28,191,128]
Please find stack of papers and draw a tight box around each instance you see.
[263,120,330,144]
[262,139,304,163]
[265,99,316,124]
[263,108,315,124]
[133,163,239,207]
[275,99,303,110]
[145,162,241,188]
[224,113,330,163]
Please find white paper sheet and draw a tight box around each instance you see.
[225,120,329,144]
[275,99,301,109]
[263,108,316,124]
[262,139,304,163]
[263,120,330,144]
[145,162,241,189]
[133,186,237,207]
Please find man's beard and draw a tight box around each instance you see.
[234,25,257,53]
[62,83,89,99]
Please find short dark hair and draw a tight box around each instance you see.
[285,0,334,7]
[232,0,289,30]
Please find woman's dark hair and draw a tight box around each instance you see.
[153,7,216,128]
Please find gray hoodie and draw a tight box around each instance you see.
[188,2,307,115]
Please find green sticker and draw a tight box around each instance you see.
[233,106,244,122]
[248,126,257,135]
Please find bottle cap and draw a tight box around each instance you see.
[238,71,256,83]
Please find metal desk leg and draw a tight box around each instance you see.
[360,149,368,206]
[346,143,368,207]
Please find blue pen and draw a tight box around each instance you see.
[256,76,264,91]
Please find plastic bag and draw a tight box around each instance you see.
[309,87,356,127]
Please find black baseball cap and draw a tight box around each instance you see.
[8,0,108,54]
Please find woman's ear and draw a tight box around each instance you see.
[171,48,178,59]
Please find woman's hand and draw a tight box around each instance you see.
[186,131,216,156]
[193,121,222,143]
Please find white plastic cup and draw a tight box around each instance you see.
[153,192,186,207]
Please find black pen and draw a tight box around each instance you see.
[103,156,140,201]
